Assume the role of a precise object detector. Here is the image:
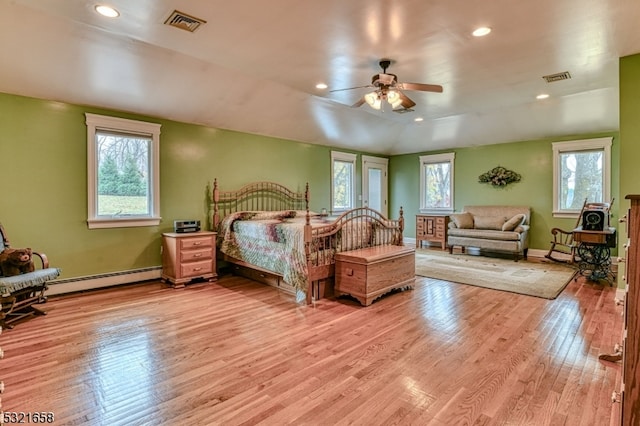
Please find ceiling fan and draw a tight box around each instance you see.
[331,59,443,111]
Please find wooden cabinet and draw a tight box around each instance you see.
[161,231,217,288]
[416,214,449,250]
[621,195,640,425]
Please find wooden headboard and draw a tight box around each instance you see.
[210,179,309,229]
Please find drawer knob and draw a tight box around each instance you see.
[194,253,202,257]
[193,267,202,271]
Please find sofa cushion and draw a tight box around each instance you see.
[448,228,523,241]
[473,216,505,230]
[450,212,474,229]
[502,213,526,231]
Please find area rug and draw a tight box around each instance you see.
[415,249,577,299]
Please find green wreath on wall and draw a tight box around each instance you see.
[478,166,521,187]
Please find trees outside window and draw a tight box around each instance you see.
[552,137,612,217]
[331,151,357,213]
[86,113,161,229]
[420,153,455,212]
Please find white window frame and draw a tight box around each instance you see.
[552,137,612,218]
[331,151,357,213]
[419,152,455,213]
[86,113,161,229]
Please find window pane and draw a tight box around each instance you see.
[559,150,603,210]
[96,132,151,216]
[333,160,353,210]
[368,168,382,212]
[424,162,451,208]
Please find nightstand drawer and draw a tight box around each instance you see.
[181,260,214,278]
[180,248,213,262]
[180,236,213,250]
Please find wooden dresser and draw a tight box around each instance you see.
[161,231,217,288]
[416,214,449,249]
[620,195,640,425]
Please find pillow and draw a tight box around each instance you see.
[292,210,320,218]
[474,216,506,230]
[502,213,526,231]
[450,212,474,229]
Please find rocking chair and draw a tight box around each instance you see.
[0,223,60,329]
[545,198,614,264]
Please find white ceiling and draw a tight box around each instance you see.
[1,0,639,155]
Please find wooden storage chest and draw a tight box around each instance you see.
[335,245,415,306]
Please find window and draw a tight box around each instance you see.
[552,137,612,217]
[331,151,357,213]
[419,153,455,212]
[85,113,161,229]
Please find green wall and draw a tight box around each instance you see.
[0,92,367,280]
[389,133,620,252]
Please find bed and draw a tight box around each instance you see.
[210,179,406,304]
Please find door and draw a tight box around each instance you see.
[362,155,389,217]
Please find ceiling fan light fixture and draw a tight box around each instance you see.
[387,90,402,108]
[364,91,382,110]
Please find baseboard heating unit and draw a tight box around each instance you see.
[46,266,162,296]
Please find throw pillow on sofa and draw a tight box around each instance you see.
[502,213,526,231]
[450,212,474,229]
[474,216,506,230]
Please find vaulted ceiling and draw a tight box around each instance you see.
[1,0,639,155]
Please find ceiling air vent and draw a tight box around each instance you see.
[164,10,206,32]
[542,71,572,83]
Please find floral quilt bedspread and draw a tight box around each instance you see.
[217,210,316,302]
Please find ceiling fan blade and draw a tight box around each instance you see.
[330,84,373,93]
[398,91,416,109]
[398,82,443,93]
[351,97,366,108]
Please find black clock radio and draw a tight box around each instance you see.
[581,209,606,231]
[174,220,201,233]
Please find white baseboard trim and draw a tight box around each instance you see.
[46,266,162,296]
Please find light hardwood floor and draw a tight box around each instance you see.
[2,270,622,425]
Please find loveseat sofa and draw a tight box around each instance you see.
[447,205,531,260]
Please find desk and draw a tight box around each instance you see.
[572,226,616,285]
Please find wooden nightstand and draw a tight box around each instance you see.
[416,214,449,250]
[161,231,217,288]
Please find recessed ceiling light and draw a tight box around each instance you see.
[536,93,550,100]
[315,83,328,90]
[472,27,491,37]
[95,5,120,18]
[414,117,424,122]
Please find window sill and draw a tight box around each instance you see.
[87,217,162,229]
